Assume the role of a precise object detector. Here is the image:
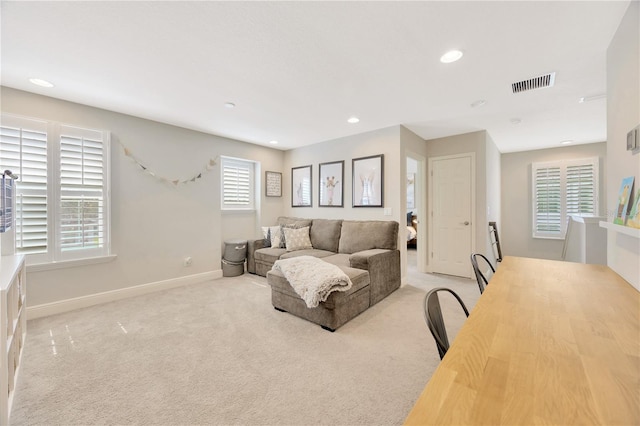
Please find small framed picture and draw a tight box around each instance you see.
[292,165,312,207]
[627,127,639,151]
[265,171,282,197]
[353,154,384,207]
[319,161,344,207]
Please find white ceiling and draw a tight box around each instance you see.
[0,1,631,153]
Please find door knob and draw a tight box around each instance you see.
[463,221,470,225]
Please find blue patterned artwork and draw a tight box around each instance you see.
[614,176,635,225]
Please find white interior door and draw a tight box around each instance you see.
[429,153,474,278]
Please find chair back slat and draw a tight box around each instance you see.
[423,287,470,360]
[470,253,495,294]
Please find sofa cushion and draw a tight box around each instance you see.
[254,247,287,265]
[277,217,312,228]
[280,249,335,260]
[338,220,399,254]
[267,266,370,309]
[349,249,392,270]
[321,253,351,269]
[310,219,342,252]
[283,226,313,251]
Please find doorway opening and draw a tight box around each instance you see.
[406,153,426,273]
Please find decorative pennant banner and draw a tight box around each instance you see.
[118,140,217,186]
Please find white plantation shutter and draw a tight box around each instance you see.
[566,161,596,216]
[533,165,561,235]
[222,157,254,209]
[0,117,49,256]
[0,114,110,263]
[59,126,107,256]
[532,157,598,239]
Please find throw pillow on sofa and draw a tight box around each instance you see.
[261,226,272,247]
[268,225,284,248]
[265,224,303,249]
[283,226,313,251]
[280,223,307,248]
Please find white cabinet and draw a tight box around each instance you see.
[563,216,607,265]
[1,255,26,425]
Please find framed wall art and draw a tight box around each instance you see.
[614,176,635,225]
[319,160,344,207]
[352,154,384,207]
[265,171,282,197]
[291,165,312,207]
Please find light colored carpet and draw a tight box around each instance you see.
[11,251,479,425]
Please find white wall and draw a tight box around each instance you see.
[282,125,407,276]
[501,143,607,260]
[606,0,640,289]
[424,130,492,262]
[283,125,401,221]
[485,132,501,264]
[406,157,418,174]
[1,87,285,306]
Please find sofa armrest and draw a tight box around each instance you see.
[350,249,401,306]
[247,239,265,274]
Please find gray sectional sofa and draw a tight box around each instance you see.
[247,217,401,331]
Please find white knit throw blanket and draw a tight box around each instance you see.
[272,256,353,308]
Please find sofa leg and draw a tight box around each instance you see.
[274,306,287,313]
[321,325,336,332]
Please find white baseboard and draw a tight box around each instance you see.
[27,270,223,319]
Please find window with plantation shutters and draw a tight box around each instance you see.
[0,114,110,264]
[221,157,255,210]
[59,126,106,255]
[534,165,561,235]
[566,162,596,216]
[0,117,49,258]
[532,157,598,239]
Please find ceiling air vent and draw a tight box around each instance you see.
[511,72,556,94]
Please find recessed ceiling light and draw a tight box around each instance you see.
[269,140,278,145]
[561,140,573,145]
[510,118,522,125]
[224,102,235,109]
[440,50,463,64]
[347,117,360,124]
[29,78,54,88]
[470,100,486,108]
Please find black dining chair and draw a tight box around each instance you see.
[423,287,470,360]
[470,253,495,294]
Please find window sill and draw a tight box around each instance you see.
[221,209,256,215]
[532,235,564,240]
[27,254,118,273]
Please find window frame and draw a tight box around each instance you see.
[56,123,111,261]
[0,114,111,264]
[531,157,599,239]
[220,156,256,211]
